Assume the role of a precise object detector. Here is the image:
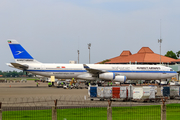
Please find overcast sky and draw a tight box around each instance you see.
[0,0,180,71]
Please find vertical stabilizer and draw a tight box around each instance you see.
[8,39,41,63]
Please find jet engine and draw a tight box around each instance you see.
[99,73,126,83]
[113,76,127,82]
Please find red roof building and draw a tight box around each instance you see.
[98,47,180,64]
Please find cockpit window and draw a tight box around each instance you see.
[170,69,173,71]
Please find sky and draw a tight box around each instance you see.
[0,0,180,71]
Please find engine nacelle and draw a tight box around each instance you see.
[113,76,127,83]
[99,73,115,80]
[99,73,126,83]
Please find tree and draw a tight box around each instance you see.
[176,51,180,58]
[99,59,110,64]
[0,70,27,77]
[165,51,178,59]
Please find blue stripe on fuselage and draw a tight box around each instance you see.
[26,69,177,73]
[27,70,87,72]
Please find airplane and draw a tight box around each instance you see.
[7,39,178,84]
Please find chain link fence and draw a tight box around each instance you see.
[0,96,180,120]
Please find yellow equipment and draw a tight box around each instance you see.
[171,77,180,82]
[70,78,77,85]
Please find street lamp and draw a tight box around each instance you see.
[88,43,91,64]
[158,39,162,64]
[158,19,162,64]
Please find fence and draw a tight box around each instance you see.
[0,96,180,120]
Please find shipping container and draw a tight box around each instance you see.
[103,87,112,98]
[149,88,155,99]
[112,87,120,98]
[161,87,170,97]
[97,87,104,98]
[133,87,143,99]
[90,87,97,97]
[120,86,128,99]
[170,86,179,98]
[149,85,157,94]
[127,85,133,99]
[133,87,150,100]
[143,86,150,97]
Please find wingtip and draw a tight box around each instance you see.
[83,64,89,69]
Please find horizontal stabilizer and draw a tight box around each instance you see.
[11,63,29,70]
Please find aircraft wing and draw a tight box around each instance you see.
[83,64,107,74]
[10,63,29,70]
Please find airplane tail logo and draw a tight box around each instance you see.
[8,40,40,63]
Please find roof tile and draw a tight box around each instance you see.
[98,47,177,64]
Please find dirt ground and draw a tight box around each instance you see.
[0,81,164,98]
[0,81,88,98]
[1,81,180,107]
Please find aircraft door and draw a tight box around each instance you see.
[41,65,46,72]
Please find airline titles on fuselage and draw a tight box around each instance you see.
[137,67,161,70]
[112,66,161,70]
[112,67,130,70]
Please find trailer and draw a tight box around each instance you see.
[89,85,133,101]
[88,86,161,102]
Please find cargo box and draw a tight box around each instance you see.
[149,87,155,99]
[161,87,170,97]
[103,87,112,98]
[127,85,133,99]
[97,87,104,98]
[133,87,150,100]
[149,85,157,94]
[170,86,179,98]
[120,86,128,99]
[142,86,151,97]
[112,87,120,98]
[133,87,143,99]
[90,87,97,97]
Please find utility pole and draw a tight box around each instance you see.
[77,50,79,64]
[88,43,91,64]
[158,19,162,64]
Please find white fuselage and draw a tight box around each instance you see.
[7,40,178,82]
[22,63,177,81]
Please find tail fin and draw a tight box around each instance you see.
[8,39,41,63]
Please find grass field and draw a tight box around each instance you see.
[166,104,180,120]
[0,77,39,81]
[2,104,180,120]
[3,109,52,120]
